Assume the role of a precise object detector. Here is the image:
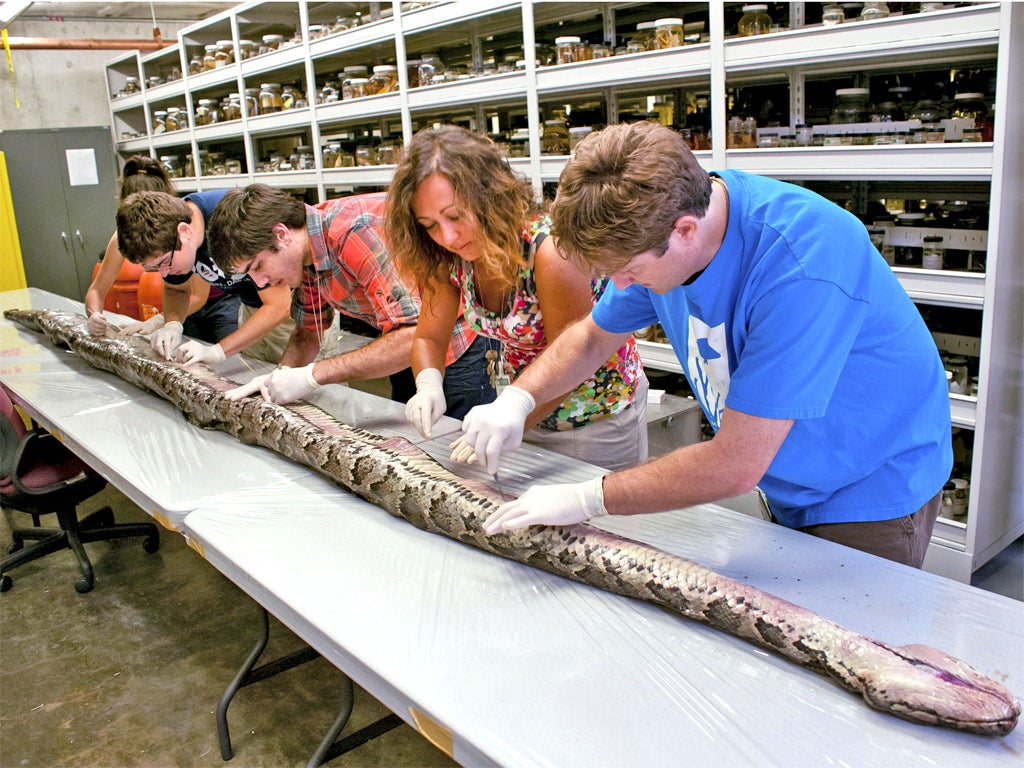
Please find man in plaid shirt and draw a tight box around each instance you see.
[207,184,488,416]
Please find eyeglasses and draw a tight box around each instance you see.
[143,245,175,273]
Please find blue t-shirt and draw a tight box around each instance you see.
[592,169,952,528]
[164,189,263,308]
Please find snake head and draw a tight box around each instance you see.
[861,642,1021,736]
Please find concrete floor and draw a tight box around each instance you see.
[2,474,1020,768]
[0,484,459,768]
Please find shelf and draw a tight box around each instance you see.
[723,4,1001,74]
[406,73,527,110]
[897,269,986,307]
[535,47,711,94]
[726,144,994,181]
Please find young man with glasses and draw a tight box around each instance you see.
[116,189,292,364]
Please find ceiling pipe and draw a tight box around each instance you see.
[4,35,167,50]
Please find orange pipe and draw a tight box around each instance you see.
[5,36,167,50]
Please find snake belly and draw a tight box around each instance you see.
[4,307,1020,737]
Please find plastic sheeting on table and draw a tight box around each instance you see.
[0,289,315,530]
[183,477,1023,768]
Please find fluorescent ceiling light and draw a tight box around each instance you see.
[0,0,33,27]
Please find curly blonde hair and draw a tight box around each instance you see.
[385,126,537,291]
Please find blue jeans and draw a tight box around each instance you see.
[183,293,241,344]
[442,335,498,420]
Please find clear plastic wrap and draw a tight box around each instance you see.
[3,287,1020,764]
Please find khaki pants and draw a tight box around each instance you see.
[238,304,296,364]
[799,491,942,568]
[525,374,649,473]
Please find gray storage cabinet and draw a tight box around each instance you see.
[1,127,118,300]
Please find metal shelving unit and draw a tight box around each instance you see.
[105,1,1022,582]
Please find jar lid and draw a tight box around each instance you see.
[555,36,581,44]
[350,77,370,84]
[199,98,215,104]
[655,18,683,25]
[263,34,284,40]
[239,39,254,45]
[637,21,656,30]
[954,92,985,100]
[835,88,870,96]
[343,65,368,73]
[260,83,281,88]
[544,119,565,125]
[569,126,593,134]
[373,64,398,72]
[742,4,769,10]
[154,109,167,115]
[216,39,232,46]
[205,44,218,51]
[896,212,926,220]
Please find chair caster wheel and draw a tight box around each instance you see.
[75,575,94,594]
[143,534,160,554]
[0,574,12,592]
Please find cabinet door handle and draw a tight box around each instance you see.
[75,229,85,248]
[61,231,71,253]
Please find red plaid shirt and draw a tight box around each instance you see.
[296,193,474,364]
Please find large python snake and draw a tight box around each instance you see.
[4,307,1020,737]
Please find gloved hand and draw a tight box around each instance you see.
[483,477,607,535]
[223,373,270,401]
[452,385,535,474]
[118,313,166,338]
[150,321,184,360]
[86,310,108,336]
[260,363,320,405]
[405,368,446,438]
[175,339,226,366]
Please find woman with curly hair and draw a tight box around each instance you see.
[385,125,647,471]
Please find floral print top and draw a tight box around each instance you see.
[450,214,642,431]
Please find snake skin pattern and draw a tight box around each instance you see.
[5,308,1020,737]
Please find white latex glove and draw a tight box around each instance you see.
[118,313,166,338]
[260,363,320,405]
[223,373,270,401]
[175,340,226,366]
[452,385,535,474]
[483,477,607,535]
[150,321,184,360]
[405,368,446,438]
[86,310,108,336]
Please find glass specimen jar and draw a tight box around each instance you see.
[822,5,845,25]
[738,5,772,36]
[555,36,582,65]
[831,88,871,124]
[922,235,944,270]
[654,18,684,49]
[259,83,283,113]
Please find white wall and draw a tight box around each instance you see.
[0,18,189,131]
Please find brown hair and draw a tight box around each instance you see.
[116,191,191,264]
[550,121,713,274]
[207,184,307,272]
[385,125,536,291]
[119,155,175,199]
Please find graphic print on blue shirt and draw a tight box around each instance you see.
[687,317,729,430]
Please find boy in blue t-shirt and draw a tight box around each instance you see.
[457,121,951,568]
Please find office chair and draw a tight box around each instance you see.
[0,384,159,594]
